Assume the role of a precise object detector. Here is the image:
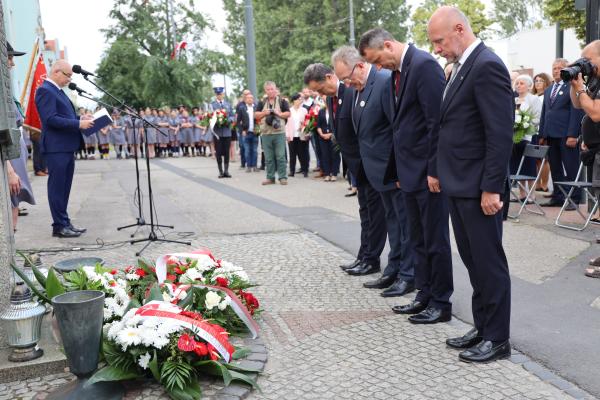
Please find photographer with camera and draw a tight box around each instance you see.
[255,81,291,185]
[568,40,600,279]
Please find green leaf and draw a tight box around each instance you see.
[231,347,251,360]
[102,340,134,371]
[123,298,142,314]
[10,262,51,304]
[16,251,48,288]
[85,365,141,387]
[149,350,161,381]
[229,369,261,391]
[165,377,202,400]
[46,267,66,301]
[193,360,232,386]
[161,360,193,391]
[177,290,194,309]
[223,362,262,373]
[145,283,164,304]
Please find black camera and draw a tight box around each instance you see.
[265,110,281,130]
[561,58,596,82]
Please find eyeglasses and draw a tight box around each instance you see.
[340,63,358,83]
[60,70,73,78]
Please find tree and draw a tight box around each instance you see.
[542,0,586,42]
[96,0,228,108]
[491,0,544,38]
[411,0,491,49]
[222,0,410,97]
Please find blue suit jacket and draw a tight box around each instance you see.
[352,66,395,192]
[327,83,365,183]
[386,44,445,193]
[538,82,584,139]
[437,42,514,198]
[211,100,234,137]
[35,80,81,153]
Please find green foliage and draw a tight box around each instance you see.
[149,350,161,382]
[542,0,586,42]
[165,377,202,400]
[491,0,544,37]
[222,0,410,97]
[146,283,165,304]
[86,365,141,386]
[161,360,195,391]
[193,360,233,386]
[10,262,50,304]
[411,0,491,48]
[45,268,65,301]
[103,340,135,372]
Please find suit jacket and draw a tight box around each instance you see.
[211,100,233,137]
[236,103,255,133]
[538,81,584,139]
[352,66,395,192]
[35,80,81,153]
[386,44,445,193]
[437,42,514,198]
[327,83,364,181]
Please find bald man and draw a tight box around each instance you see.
[428,7,514,363]
[35,59,94,238]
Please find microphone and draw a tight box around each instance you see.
[68,82,90,95]
[72,64,96,77]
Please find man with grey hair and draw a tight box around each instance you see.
[428,6,513,363]
[538,58,585,208]
[255,81,290,185]
[303,62,388,286]
[332,46,415,296]
[359,28,454,325]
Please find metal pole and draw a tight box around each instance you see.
[555,23,564,58]
[244,0,257,97]
[167,0,177,57]
[586,0,600,43]
[349,0,355,47]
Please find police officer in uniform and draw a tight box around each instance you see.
[211,87,234,178]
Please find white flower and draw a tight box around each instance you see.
[218,296,231,311]
[152,335,170,349]
[181,268,204,282]
[205,291,222,310]
[138,352,151,370]
[195,257,218,270]
[107,320,125,340]
[117,327,142,349]
[126,273,140,281]
[125,314,143,327]
[515,114,522,123]
[162,292,173,302]
[523,122,529,129]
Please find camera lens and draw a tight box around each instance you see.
[560,66,581,82]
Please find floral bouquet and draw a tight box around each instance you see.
[199,112,212,128]
[513,108,536,144]
[302,105,320,135]
[92,301,259,400]
[214,110,230,129]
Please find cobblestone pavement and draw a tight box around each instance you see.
[1,157,598,399]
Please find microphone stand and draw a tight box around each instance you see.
[76,78,190,256]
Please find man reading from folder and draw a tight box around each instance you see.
[35,59,93,238]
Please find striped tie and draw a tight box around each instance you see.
[550,83,560,104]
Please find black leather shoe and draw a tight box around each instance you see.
[459,340,511,363]
[391,300,427,315]
[446,328,483,349]
[381,280,415,297]
[68,224,87,233]
[218,173,225,178]
[340,259,361,271]
[541,200,563,207]
[52,227,82,238]
[363,274,395,289]
[563,203,577,211]
[224,172,232,178]
[346,262,380,276]
[408,306,451,324]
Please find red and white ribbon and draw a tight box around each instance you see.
[155,249,216,284]
[135,301,234,362]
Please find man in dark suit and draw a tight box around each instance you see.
[332,46,415,295]
[236,92,260,172]
[35,59,93,238]
[303,63,387,278]
[360,29,454,325]
[428,7,513,363]
[539,59,585,208]
[235,89,251,168]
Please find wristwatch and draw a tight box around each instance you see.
[576,89,587,99]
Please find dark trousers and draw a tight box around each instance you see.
[244,133,258,168]
[215,136,232,172]
[32,136,46,173]
[238,130,246,167]
[547,136,581,203]
[405,189,453,310]
[379,188,414,282]
[448,197,511,342]
[310,133,321,169]
[357,181,386,266]
[45,152,75,230]
[288,138,309,175]
[317,136,340,176]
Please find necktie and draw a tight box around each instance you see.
[443,62,461,100]
[332,96,338,119]
[394,71,401,98]
[550,83,560,104]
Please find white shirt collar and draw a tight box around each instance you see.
[458,38,482,66]
[46,77,62,90]
[397,43,410,73]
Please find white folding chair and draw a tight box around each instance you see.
[508,144,550,219]
[554,162,600,231]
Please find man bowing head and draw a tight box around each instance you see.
[427,7,514,363]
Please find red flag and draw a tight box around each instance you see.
[170,41,187,60]
[23,55,47,134]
